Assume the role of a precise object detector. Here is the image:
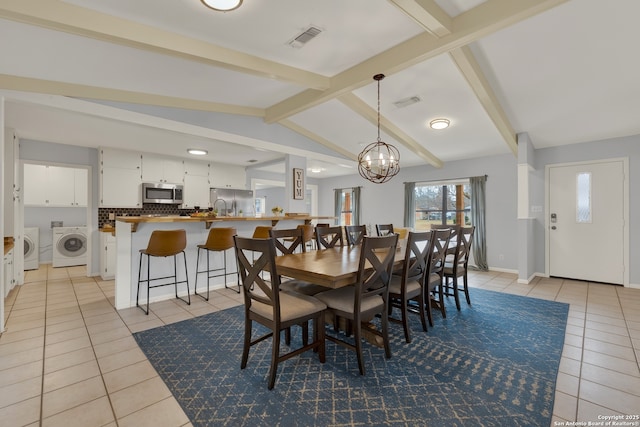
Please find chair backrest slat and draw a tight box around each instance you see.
[344,225,367,246]
[376,224,394,236]
[234,236,281,320]
[356,235,399,305]
[400,231,434,284]
[315,225,344,249]
[269,228,306,255]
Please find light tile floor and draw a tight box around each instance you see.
[1,265,639,426]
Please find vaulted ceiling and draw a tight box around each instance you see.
[1,0,639,178]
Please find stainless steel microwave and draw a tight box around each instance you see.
[141,182,184,204]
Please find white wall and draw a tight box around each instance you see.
[317,153,519,272]
[317,135,640,286]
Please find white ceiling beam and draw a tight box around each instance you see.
[0,0,329,90]
[389,1,517,155]
[338,93,443,168]
[264,0,569,124]
[0,74,264,116]
[387,0,452,36]
[449,47,517,155]
[278,119,358,162]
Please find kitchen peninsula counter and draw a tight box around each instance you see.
[113,215,335,310]
[116,215,334,232]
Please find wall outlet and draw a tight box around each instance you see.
[51,220,63,228]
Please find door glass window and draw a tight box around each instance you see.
[576,172,591,223]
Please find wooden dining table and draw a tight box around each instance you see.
[275,242,408,289]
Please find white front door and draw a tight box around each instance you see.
[547,159,627,285]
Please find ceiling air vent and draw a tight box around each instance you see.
[393,96,422,109]
[288,26,322,48]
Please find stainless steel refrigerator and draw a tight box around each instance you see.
[210,188,254,216]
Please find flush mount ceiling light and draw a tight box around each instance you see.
[357,74,400,184]
[200,0,242,12]
[187,148,208,156]
[429,118,450,130]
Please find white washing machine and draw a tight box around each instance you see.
[24,227,40,270]
[52,226,87,268]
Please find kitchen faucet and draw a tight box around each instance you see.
[213,198,228,216]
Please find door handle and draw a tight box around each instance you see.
[551,226,557,230]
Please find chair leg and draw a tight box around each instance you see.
[401,297,411,343]
[417,294,428,332]
[425,292,434,327]
[182,251,190,306]
[316,314,326,363]
[381,302,391,360]
[353,317,365,376]
[194,247,209,301]
[463,273,471,305]
[438,278,447,319]
[136,253,149,315]
[146,254,151,315]
[452,275,461,311]
[241,318,252,369]
[224,250,240,294]
[268,326,281,390]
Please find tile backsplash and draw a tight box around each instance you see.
[98,204,197,228]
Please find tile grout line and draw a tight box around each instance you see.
[71,276,122,427]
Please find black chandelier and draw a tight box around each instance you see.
[357,74,400,184]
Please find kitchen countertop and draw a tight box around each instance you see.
[115,215,336,232]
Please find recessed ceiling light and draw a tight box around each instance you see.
[187,149,208,156]
[310,167,324,174]
[429,118,450,130]
[200,0,242,12]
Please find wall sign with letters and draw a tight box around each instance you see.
[293,168,304,200]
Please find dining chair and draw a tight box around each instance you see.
[233,236,326,389]
[376,223,394,236]
[136,229,190,315]
[194,227,238,299]
[315,225,344,249]
[270,228,328,297]
[425,228,452,323]
[315,234,399,375]
[442,226,475,310]
[388,231,433,343]
[344,224,367,246]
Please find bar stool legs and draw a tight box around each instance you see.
[194,246,239,300]
[136,229,191,315]
[194,227,239,300]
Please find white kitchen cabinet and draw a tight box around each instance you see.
[23,163,48,205]
[3,249,15,297]
[184,160,209,177]
[100,148,142,207]
[24,164,88,207]
[141,154,184,184]
[210,163,246,189]
[182,160,210,209]
[100,232,116,280]
[183,174,211,209]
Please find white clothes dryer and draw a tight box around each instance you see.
[52,226,87,268]
[24,227,40,270]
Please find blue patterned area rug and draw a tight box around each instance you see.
[133,288,569,426]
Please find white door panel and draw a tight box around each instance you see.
[548,160,625,284]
